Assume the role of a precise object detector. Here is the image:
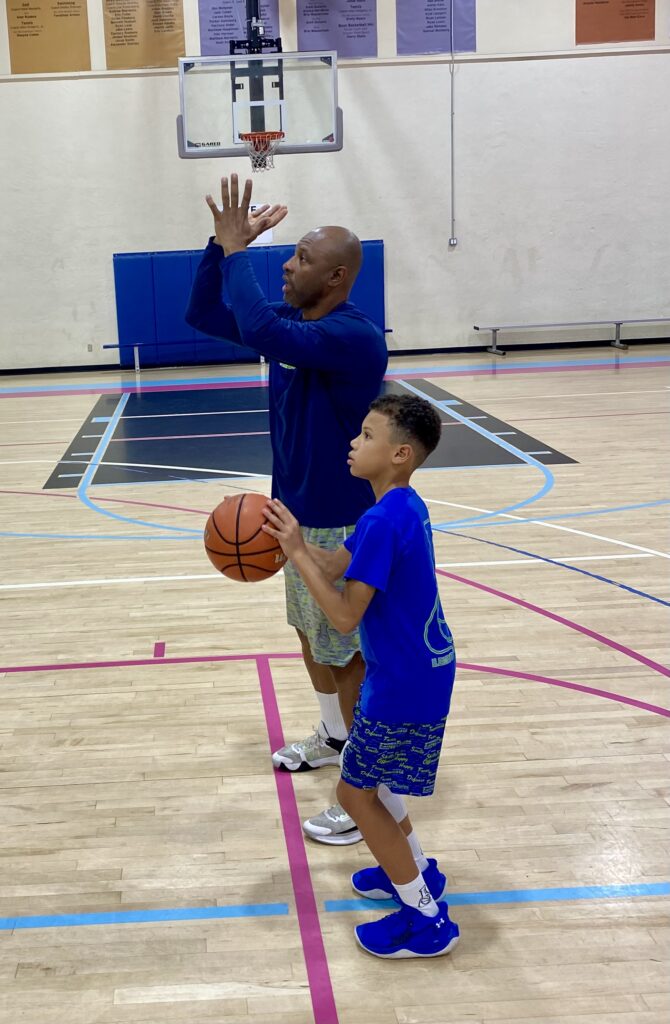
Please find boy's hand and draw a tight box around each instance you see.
[262,499,306,559]
[205,173,288,255]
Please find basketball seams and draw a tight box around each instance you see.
[235,495,248,582]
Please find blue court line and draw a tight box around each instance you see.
[463,498,670,529]
[92,416,112,422]
[401,380,556,528]
[449,530,670,608]
[1,354,668,396]
[76,395,200,537]
[0,902,289,931]
[325,881,670,913]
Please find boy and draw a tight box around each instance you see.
[262,393,459,959]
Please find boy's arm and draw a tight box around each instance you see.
[263,501,373,632]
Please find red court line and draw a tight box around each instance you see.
[437,569,670,679]
[256,656,339,1024]
[153,642,166,658]
[0,488,211,516]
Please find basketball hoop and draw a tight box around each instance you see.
[239,130,285,172]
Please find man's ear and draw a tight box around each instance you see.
[329,265,347,287]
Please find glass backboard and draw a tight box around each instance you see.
[177,51,343,160]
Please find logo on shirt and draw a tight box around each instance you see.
[279,362,296,371]
[423,595,455,669]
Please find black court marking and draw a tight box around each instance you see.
[385,380,576,469]
[43,380,575,490]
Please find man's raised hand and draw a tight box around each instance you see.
[205,173,287,254]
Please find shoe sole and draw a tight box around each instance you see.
[302,827,363,846]
[355,932,459,959]
[272,754,341,772]
[352,878,448,902]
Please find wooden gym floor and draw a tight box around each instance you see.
[0,344,669,1024]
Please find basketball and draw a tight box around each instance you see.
[204,492,287,582]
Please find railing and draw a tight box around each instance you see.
[473,318,670,356]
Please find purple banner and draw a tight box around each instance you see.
[199,0,280,57]
[397,0,476,56]
[297,0,377,59]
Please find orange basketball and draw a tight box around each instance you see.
[204,492,287,582]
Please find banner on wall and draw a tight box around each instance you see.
[102,0,185,70]
[576,0,655,44]
[6,0,91,73]
[297,0,377,59]
[396,0,476,56]
[198,0,280,57]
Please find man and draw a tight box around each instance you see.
[185,174,388,844]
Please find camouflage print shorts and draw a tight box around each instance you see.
[284,524,361,667]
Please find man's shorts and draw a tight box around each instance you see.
[284,523,361,667]
[341,706,447,796]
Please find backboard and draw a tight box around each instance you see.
[177,51,343,160]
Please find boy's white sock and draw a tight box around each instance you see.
[394,872,439,918]
[406,829,430,873]
[316,692,348,742]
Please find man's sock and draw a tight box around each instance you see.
[394,872,439,918]
[316,691,348,742]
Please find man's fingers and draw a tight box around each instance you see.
[205,194,220,216]
[220,176,230,210]
[262,524,279,537]
[250,203,270,220]
[241,176,252,214]
[229,173,239,208]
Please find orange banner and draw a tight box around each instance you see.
[103,0,185,70]
[6,0,91,74]
[576,0,656,45]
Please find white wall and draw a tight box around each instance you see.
[1,3,669,368]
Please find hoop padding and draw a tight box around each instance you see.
[239,131,285,171]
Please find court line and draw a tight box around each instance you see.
[1,356,668,400]
[326,881,670,913]
[437,569,670,679]
[121,408,269,419]
[1,652,667,718]
[448,531,670,608]
[108,430,270,443]
[0,903,289,932]
[429,498,670,559]
[256,656,338,1024]
[457,499,670,529]
[400,380,556,526]
[0,553,654,592]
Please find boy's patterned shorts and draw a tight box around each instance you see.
[284,524,360,667]
[341,707,448,797]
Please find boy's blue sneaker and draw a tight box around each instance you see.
[351,858,447,902]
[355,902,460,959]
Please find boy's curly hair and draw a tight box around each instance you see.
[369,393,442,464]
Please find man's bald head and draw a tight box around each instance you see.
[308,226,363,284]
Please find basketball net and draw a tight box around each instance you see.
[239,131,285,172]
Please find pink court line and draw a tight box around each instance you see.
[509,410,670,423]
[108,430,269,443]
[256,657,339,1024]
[2,360,669,401]
[0,651,667,720]
[437,569,670,680]
[153,642,165,658]
[0,489,211,516]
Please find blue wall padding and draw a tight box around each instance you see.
[112,253,157,367]
[113,241,385,369]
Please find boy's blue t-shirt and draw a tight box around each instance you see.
[344,487,455,725]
